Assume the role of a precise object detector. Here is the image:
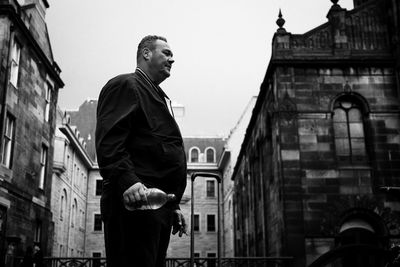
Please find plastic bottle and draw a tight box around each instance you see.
[124,188,176,211]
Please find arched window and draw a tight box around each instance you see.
[189,147,200,163]
[60,189,67,220]
[333,96,368,165]
[205,147,216,163]
[71,199,77,227]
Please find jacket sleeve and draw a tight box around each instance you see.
[95,77,141,193]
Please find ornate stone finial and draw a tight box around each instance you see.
[276,9,285,29]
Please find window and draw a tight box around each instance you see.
[194,252,201,266]
[189,147,200,163]
[44,82,52,122]
[94,214,102,231]
[92,252,102,267]
[207,214,216,232]
[60,195,64,220]
[34,220,42,243]
[206,180,216,197]
[66,155,70,173]
[194,214,200,232]
[60,189,67,220]
[207,252,217,267]
[10,39,21,87]
[72,199,77,228]
[80,210,85,229]
[39,145,48,189]
[205,147,216,163]
[1,113,15,168]
[333,97,367,164]
[75,167,80,185]
[95,179,102,196]
[73,164,76,182]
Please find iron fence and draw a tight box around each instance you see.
[15,257,293,267]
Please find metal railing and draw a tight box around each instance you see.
[166,257,293,267]
[15,257,293,267]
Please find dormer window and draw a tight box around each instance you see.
[205,147,216,163]
[189,147,200,163]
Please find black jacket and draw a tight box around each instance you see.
[95,70,187,210]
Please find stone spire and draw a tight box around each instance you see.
[276,9,287,34]
[328,0,343,13]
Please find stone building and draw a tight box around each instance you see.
[66,99,97,162]
[51,108,104,259]
[0,0,63,263]
[58,100,227,259]
[51,109,94,257]
[232,0,400,266]
[168,136,225,258]
[219,96,257,257]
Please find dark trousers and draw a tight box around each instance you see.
[102,196,173,267]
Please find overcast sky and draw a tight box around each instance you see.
[46,0,353,136]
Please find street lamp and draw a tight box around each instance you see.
[190,172,222,267]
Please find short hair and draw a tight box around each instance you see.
[136,35,167,61]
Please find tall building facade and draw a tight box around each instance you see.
[232,0,400,266]
[168,137,225,258]
[56,100,227,260]
[66,99,97,162]
[51,109,93,257]
[0,0,63,264]
[219,96,257,257]
[51,108,104,258]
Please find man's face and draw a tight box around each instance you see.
[147,39,174,82]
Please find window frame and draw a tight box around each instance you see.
[193,213,200,232]
[1,113,15,168]
[60,189,67,221]
[206,179,216,198]
[94,213,102,231]
[332,96,368,165]
[95,179,102,196]
[206,213,216,232]
[44,81,53,122]
[9,38,21,88]
[189,146,200,163]
[34,219,42,243]
[39,144,48,190]
[205,147,216,163]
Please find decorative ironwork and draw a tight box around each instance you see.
[14,257,293,267]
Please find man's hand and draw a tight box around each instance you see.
[123,182,148,209]
[172,209,187,237]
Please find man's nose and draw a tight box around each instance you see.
[168,58,175,64]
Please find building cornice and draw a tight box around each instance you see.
[59,124,94,169]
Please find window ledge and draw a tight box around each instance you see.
[337,165,372,170]
[0,165,13,181]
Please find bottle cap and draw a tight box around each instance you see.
[167,194,176,201]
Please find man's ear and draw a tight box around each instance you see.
[142,48,152,60]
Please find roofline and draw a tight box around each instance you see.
[59,124,94,169]
[218,148,231,169]
[0,4,64,87]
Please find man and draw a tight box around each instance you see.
[95,35,187,267]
